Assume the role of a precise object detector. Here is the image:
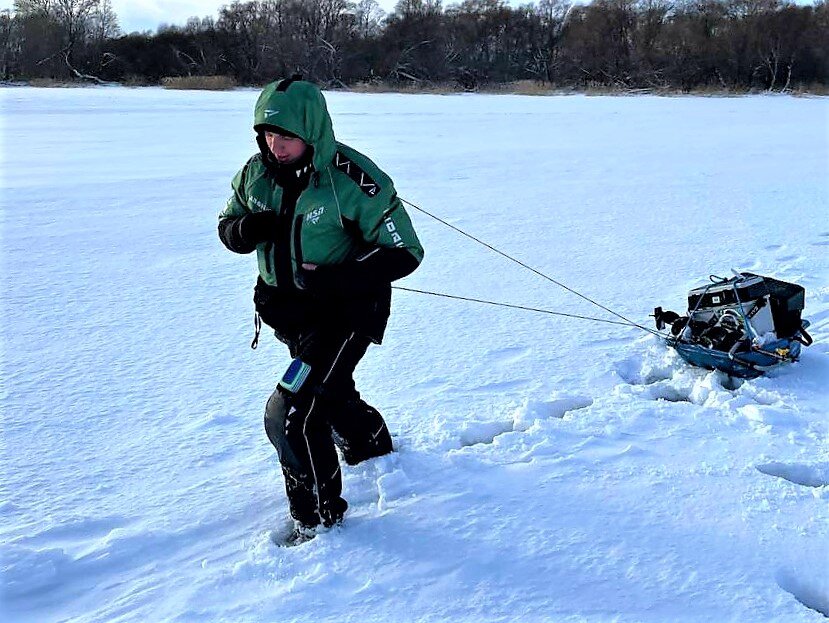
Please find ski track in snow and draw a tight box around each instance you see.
[2,88,828,623]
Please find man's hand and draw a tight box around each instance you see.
[297,248,419,295]
[239,211,279,245]
[297,262,379,295]
[298,262,349,294]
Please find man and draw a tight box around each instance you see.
[218,76,424,544]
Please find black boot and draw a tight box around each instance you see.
[278,522,319,547]
[333,399,394,466]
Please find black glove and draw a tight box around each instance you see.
[298,262,380,295]
[298,247,420,295]
[218,211,279,254]
[239,211,279,245]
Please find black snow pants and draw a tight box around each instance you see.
[263,326,394,528]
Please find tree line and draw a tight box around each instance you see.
[2,0,827,91]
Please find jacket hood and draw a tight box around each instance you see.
[253,78,336,173]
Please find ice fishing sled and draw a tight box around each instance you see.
[653,273,812,378]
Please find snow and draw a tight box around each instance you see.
[2,86,828,622]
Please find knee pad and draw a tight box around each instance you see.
[263,365,319,451]
[264,386,312,446]
[264,388,290,448]
[264,357,316,436]
[264,387,315,470]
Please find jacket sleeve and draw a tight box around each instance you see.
[301,174,424,295]
[218,161,256,254]
[355,180,424,268]
[344,179,424,288]
[353,245,420,284]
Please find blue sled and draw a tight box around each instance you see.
[666,320,810,379]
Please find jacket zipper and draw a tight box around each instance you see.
[264,241,273,275]
[275,187,300,288]
[293,216,304,268]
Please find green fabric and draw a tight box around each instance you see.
[220,79,424,288]
[253,79,337,173]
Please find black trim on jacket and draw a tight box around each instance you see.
[332,151,380,197]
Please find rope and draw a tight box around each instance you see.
[393,286,642,328]
[401,198,663,337]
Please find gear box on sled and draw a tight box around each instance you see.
[653,273,812,378]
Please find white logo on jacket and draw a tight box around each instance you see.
[306,207,325,224]
[384,215,404,247]
[250,195,269,211]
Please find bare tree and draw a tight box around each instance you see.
[90,0,118,46]
[13,0,102,76]
[53,0,99,65]
[531,0,573,82]
[4,0,828,90]
[352,0,384,38]
[0,9,18,78]
[13,0,53,17]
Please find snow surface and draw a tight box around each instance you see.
[2,87,828,623]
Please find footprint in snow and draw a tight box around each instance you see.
[512,395,593,431]
[776,562,829,618]
[455,395,594,448]
[343,453,402,509]
[643,383,693,403]
[615,356,675,386]
[738,404,802,430]
[755,462,829,488]
[376,468,413,511]
[458,419,514,446]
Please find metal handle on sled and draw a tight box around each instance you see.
[725,341,762,371]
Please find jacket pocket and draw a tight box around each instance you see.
[253,279,303,336]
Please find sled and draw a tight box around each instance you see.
[653,273,813,379]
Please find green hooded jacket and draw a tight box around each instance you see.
[220,78,424,290]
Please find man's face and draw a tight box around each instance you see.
[264,130,308,164]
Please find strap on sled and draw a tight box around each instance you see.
[795,324,813,346]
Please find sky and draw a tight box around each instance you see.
[110,0,226,33]
[0,0,398,33]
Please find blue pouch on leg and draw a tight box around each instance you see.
[279,358,312,394]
